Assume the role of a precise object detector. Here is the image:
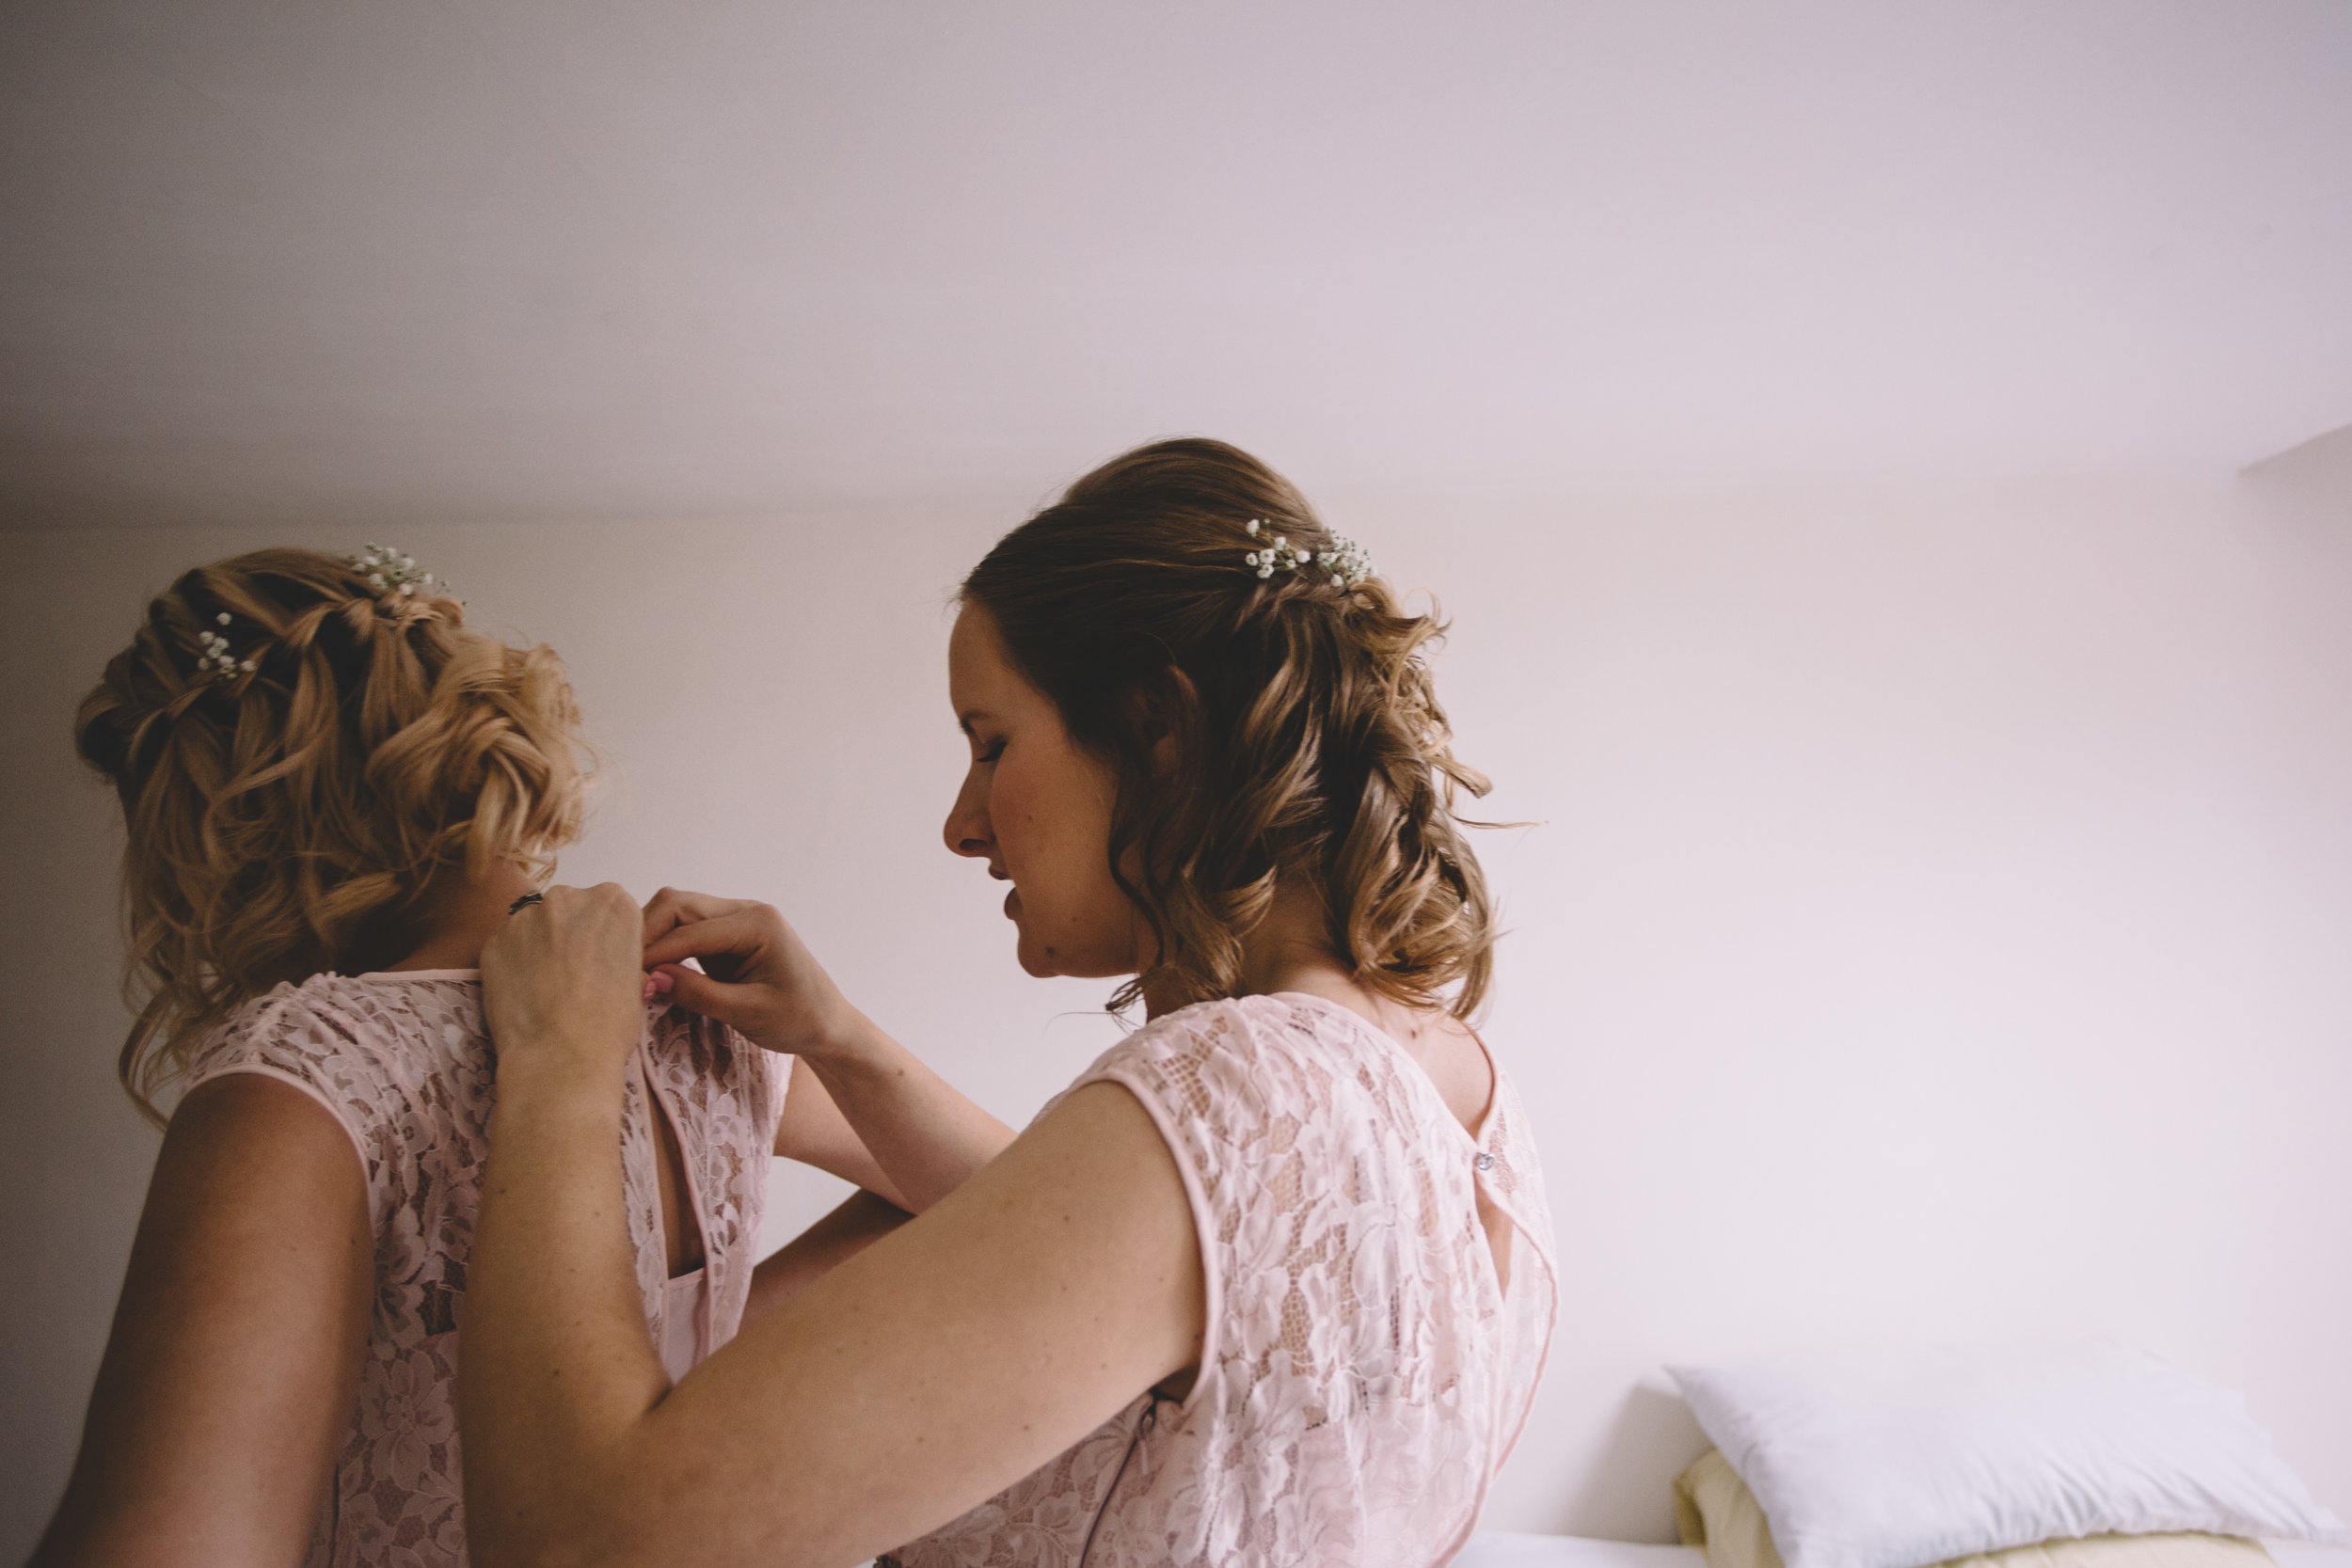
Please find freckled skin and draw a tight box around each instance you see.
[942,605,1151,981]
[444,578,1502,1567]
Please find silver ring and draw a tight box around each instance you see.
[506,892,546,915]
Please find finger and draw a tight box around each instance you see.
[640,886,755,948]
[649,962,749,1031]
[642,909,771,971]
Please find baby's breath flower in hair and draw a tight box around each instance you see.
[351,543,439,599]
[1241,517,1372,590]
[195,612,257,681]
[1318,532,1372,590]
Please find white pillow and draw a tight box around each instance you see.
[1667,1339,2347,1568]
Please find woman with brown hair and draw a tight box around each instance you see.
[466,437,1558,1568]
[36,548,1009,1568]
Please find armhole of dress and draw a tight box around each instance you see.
[757,1027,792,1146]
[1072,1069,1227,1419]
[182,1063,373,1202]
[699,1017,788,1150]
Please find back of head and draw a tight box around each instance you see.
[75,546,591,1123]
[963,437,1496,1018]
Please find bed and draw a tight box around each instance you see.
[1457,1535,1705,1566]
[1455,1537,2352,1568]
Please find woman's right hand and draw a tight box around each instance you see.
[639,888,862,1061]
[641,887,1016,1214]
[480,881,647,1086]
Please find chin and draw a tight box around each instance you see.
[1013,925,1131,983]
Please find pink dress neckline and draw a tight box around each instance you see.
[1261,989,1502,1150]
[348,967,483,981]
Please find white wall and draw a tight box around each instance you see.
[8,0,2352,523]
[5,467,2348,1552]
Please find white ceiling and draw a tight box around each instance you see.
[4,1,2349,527]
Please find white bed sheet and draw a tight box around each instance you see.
[1457,1534,1705,1567]
[1455,1534,2352,1567]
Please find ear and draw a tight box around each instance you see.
[1125,668,1199,777]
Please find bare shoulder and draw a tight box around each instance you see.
[145,1071,373,1297]
[31,1074,373,1566]
[905,1074,1201,1277]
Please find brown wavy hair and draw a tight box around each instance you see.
[74,547,592,1125]
[963,437,1497,1019]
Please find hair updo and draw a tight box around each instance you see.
[74,546,592,1124]
[962,437,1497,1018]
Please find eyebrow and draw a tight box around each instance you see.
[957,708,996,736]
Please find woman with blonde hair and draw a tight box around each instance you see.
[37,546,1009,1567]
[465,437,1558,1567]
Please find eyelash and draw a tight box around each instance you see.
[977,740,1006,764]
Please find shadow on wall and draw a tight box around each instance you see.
[1564,1383,1711,1542]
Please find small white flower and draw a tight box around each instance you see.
[1259,565,1274,578]
[353,543,438,600]
[215,612,230,626]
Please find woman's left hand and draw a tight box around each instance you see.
[479,882,646,1085]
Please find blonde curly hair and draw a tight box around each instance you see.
[74,547,592,1125]
[962,438,1498,1019]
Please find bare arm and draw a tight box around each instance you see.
[640,888,1015,1212]
[32,1075,373,1567]
[757,1056,913,1208]
[469,885,1202,1568]
[739,1188,912,1326]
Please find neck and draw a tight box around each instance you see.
[379,860,543,973]
[1140,877,1378,1027]
[1231,878,1350,1003]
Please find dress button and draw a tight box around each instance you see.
[1473,1151,1496,1173]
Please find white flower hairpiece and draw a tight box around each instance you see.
[196,610,258,681]
[1241,518,1374,590]
[350,543,439,598]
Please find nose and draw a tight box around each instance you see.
[943,765,993,861]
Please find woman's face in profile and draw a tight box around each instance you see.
[944,604,1142,980]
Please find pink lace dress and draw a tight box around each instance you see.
[882,991,1558,1568]
[180,969,787,1568]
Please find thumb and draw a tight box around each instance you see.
[650,962,752,1030]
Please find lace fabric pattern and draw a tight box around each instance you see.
[883,993,1558,1568]
[180,972,786,1568]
